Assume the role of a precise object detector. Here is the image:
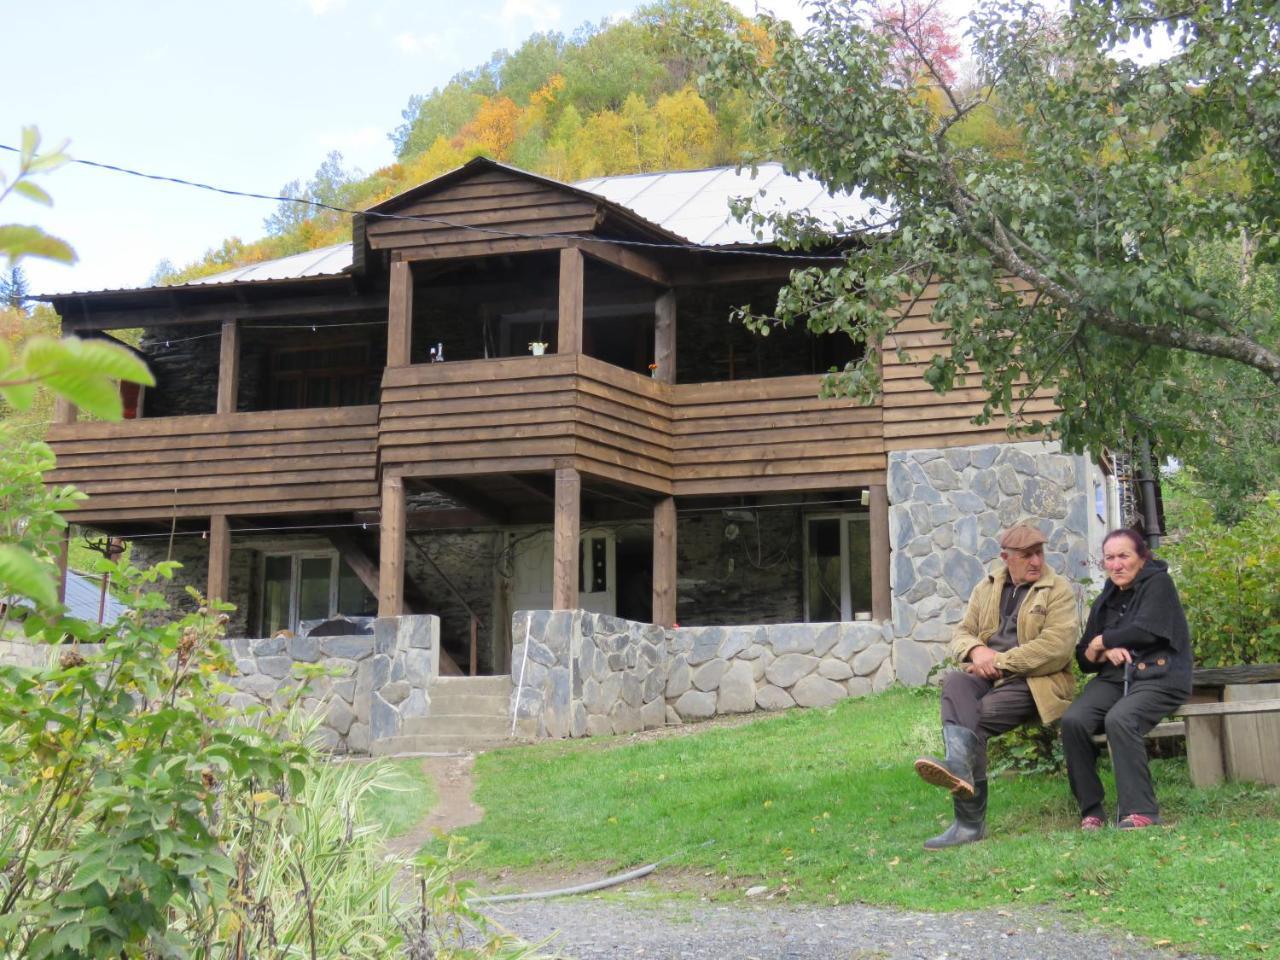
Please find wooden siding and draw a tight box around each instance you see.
[670,376,884,495]
[378,354,674,494]
[881,283,1058,450]
[365,169,600,258]
[46,407,380,522]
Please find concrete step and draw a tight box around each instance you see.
[427,693,511,717]
[371,732,514,756]
[431,675,511,698]
[401,714,511,737]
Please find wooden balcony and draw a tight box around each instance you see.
[379,355,886,497]
[46,406,381,523]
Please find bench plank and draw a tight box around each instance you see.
[1223,684,1280,787]
[1174,698,1280,718]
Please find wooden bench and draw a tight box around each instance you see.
[1175,697,1280,787]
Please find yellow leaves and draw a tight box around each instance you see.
[455,96,521,160]
[762,799,773,808]
[530,74,565,109]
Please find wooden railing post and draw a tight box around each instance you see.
[552,465,580,609]
[470,616,478,677]
[869,484,890,621]
[378,475,406,617]
[652,496,677,626]
[557,247,583,355]
[654,290,676,384]
[56,525,71,605]
[207,513,230,604]
[387,258,414,367]
[216,319,240,415]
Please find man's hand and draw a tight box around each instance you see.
[965,645,1001,680]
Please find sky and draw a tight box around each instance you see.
[3,0,810,298]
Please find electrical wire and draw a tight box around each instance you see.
[0,142,860,263]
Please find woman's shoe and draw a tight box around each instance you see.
[1080,815,1105,831]
[1117,813,1159,830]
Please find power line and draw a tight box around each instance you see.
[0,142,862,264]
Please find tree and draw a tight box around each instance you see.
[700,0,1280,467]
[0,264,30,312]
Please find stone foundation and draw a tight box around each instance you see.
[510,611,893,738]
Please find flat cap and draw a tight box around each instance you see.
[1000,523,1048,550]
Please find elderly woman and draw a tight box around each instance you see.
[1060,529,1192,830]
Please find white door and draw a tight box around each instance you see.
[510,530,615,615]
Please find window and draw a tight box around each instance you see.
[803,513,872,622]
[259,552,376,635]
[268,341,374,409]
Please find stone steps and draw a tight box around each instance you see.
[375,675,513,754]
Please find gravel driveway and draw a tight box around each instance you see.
[480,894,1199,959]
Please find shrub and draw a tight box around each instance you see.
[1163,492,1280,666]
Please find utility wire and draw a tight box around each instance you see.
[0,142,862,263]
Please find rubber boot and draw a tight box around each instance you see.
[914,724,979,798]
[923,780,988,850]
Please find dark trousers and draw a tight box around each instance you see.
[1060,677,1187,820]
[939,671,1038,780]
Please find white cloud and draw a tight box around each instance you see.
[304,0,347,14]
[395,31,445,55]
[492,0,563,32]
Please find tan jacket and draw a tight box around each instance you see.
[951,565,1079,723]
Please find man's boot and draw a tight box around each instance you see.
[923,780,988,850]
[914,724,980,798]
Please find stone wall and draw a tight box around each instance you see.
[509,611,893,738]
[0,615,440,756]
[887,439,1092,685]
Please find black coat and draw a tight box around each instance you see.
[1075,557,1193,693]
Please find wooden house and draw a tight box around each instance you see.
[40,158,1106,680]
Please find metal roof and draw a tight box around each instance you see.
[56,162,869,294]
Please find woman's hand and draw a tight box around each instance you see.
[1102,647,1132,667]
[1084,634,1107,663]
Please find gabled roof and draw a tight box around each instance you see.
[44,159,870,296]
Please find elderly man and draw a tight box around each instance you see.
[914,523,1079,850]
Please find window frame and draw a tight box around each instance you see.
[802,511,873,623]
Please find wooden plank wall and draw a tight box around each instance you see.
[365,169,600,258]
[670,376,884,495]
[881,282,1059,450]
[46,406,381,523]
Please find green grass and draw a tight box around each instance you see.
[359,757,436,839]
[458,687,1280,959]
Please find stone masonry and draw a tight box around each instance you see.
[887,440,1093,686]
[510,611,892,738]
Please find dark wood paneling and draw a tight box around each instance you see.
[46,406,380,522]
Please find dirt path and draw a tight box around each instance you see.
[385,754,485,859]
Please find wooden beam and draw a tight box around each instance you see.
[652,496,677,627]
[654,290,676,384]
[387,260,414,367]
[328,531,380,598]
[56,525,71,605]
[378,475,406,616]
[397,235,571,263]
[552,466,581,610]
[579,239,672,287]
[216,320,240,415]
[557,246,584,356]
[54,396,78,425]
[57,291,385,332]
[207,513,230,604]
[869,484,890,621]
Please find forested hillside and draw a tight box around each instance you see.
[154,0,770,285]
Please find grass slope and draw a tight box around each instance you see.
[460,687,1279,958]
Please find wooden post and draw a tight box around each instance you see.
[53,397,78,424]
[869,484,890,621]
[216,319,240,415]
[470,616,479,677]
[387,259,414,367]
[56,525,71,605]
[557,246,584,355]
[378,475,406,617]
[552,466,581,609]
[654,290,676,384]
[207,514,231,604]
[652,496,677,626]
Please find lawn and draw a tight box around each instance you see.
[453,687,1279,959]
[359,756,436,839]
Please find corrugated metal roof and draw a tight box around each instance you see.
[56,162,869,294]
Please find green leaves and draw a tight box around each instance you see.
[1,126,75,266]
[0,542,57,609]
[1,335,155,417]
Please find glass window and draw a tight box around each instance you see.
[297,556,334,623]
[262,555,293,636]
[804,512,872,622]
[337,560,377,617]
[260,552,376,634]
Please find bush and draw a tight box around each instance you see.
[1163,492,1280,666]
